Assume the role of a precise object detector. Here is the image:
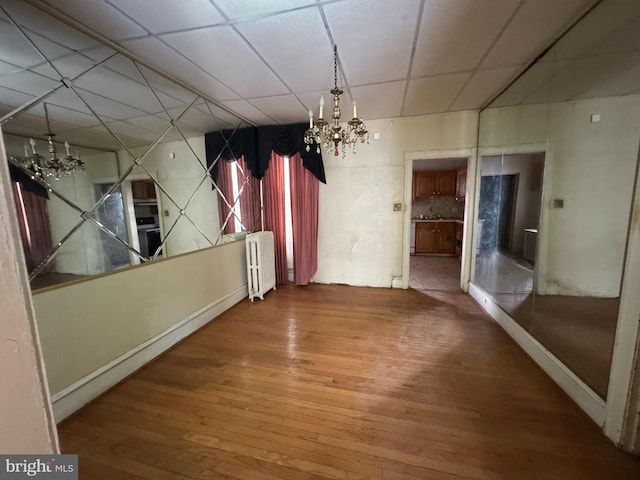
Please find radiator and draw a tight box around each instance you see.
[245,231,277,301]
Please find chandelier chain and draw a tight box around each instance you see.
[333,45,338,89]
[44,102,52,135]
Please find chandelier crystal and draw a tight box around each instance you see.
[13,103,85,179]
[304,45,369,157]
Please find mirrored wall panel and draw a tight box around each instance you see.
[0,1,261,290]
[473,0,640,398]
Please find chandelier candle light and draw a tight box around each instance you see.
[304,45,369,157]
[14,102,85,179]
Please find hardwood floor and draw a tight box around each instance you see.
[57,284,640,479]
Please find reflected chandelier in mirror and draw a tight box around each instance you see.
[0,1,258,290]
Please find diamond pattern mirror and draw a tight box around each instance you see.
[0,1,260,290]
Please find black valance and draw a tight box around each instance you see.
[205,122,326,184]
[8,162,49,199]
[257,123,325,184]
[204,127,258,182]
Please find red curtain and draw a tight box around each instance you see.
[289,153,319,285]
[237,156,261,232]
[262,152,288,284]
[11,182,53,272]
[215,158,237,235]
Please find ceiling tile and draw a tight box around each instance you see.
[481,0,594,69]
[118,114,171,134]
[120,36,239,101]
[109,0,225,34]
[592,14,640,55]
[161,25,289,98]
[213,0,316,21]
[81,124,147,149]
[169,104,233,134]
[248,95,308,124]
[412,0,520,77]
[0,70,60,96]
[23,101,100,129]
[449,66,521,111]
[236,6,333,93]
[194,101,246,130]
[105,119,166,144]
[403,72,470,116]
[2,111,82,139]
[574,62,640,99]
[0,87,34,110]
[489,59,563,107]
[2,0,99,50]
[70,87,149,120]
[72,60,169,114]
[350,81,406,119]
[136,65,199,104]
[31,52,100,80]
[44,0,147,40]
[220,99,275,125]
[549,51,640,101]
[0,59,21,76]
[324,0,420,85]
[0,19,70,69]
[554,0,640,60]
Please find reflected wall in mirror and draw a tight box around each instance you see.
[473,0,640,399]
[0,1,259,290]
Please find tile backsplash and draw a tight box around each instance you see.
[412,196,463,219]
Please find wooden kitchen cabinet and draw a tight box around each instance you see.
[436,170,456,196]
[456,168,467,202]
[132,180,157,200]
[455,222,463,257]
[412,170,457,200]
[415,222,436,253]
[413,171,436,200]
[415,222,456,254]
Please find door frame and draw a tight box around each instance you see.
[402,148,476,291]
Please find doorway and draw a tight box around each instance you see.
[409,156,468,292]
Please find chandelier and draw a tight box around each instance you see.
[304,45,369,157]
[14,103,85,179]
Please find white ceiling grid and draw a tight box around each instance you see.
[2,0,638,150]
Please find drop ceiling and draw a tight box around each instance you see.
[1,0,638,151]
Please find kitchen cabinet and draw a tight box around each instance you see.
[132,180,157,200]
[415,221,456,254]
[413,170,457,199]
[436,170,456,196]
[415,223,435,253]
[413,171,435,200]
[455,222,463,257]
[456,168,467,202]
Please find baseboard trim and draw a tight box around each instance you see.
[51,283,248,423]
[469,283,607,426]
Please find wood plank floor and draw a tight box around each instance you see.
[57,284,640,479]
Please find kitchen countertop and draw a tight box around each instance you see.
[411,218,464,223]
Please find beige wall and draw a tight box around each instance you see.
[315,111,478,287]
[33,240,246,395]
[0,131,58,453]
